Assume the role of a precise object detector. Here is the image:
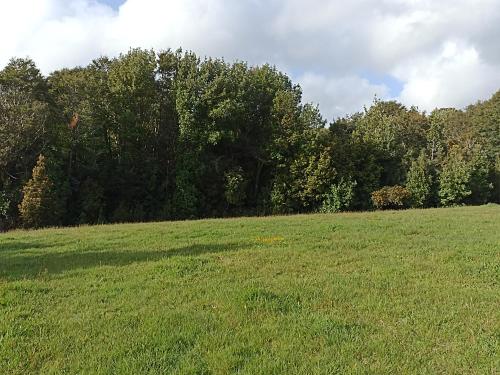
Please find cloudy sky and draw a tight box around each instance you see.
[1,0,499,120]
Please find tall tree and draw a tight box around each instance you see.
[0,58,50,227]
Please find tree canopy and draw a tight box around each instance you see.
[0,49,499,229]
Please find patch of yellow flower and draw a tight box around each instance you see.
[256,236,285,245]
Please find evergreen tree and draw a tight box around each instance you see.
[18,155,64,228]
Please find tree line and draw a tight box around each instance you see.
[0,49,499,229]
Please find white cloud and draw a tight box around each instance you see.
[396,41,500,111]
[299,73,390,120]
[0,0,116,71]
[0,0,499,118]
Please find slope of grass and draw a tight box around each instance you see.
[1,205,499,374]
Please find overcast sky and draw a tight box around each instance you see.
[1,0,499,120]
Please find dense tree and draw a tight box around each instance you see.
[494,156,500,203]
[353,100,428,186]
[466,92,500,202]
[0,50,498,229]
[465,146,493,205]
[0,58,51,228]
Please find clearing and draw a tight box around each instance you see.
[1,205,499,374]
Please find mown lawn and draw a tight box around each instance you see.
[0,205,499,374]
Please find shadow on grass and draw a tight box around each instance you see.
[0,242,249,281]
[0,241,62,253]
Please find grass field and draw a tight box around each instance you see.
[1,205,499,374]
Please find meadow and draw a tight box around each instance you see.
[1,205,499,374]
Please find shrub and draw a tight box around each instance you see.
[371,185,411,210]
[270,181,292,214]
[224,167,247,206]
[320,178,356,213]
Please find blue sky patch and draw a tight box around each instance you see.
[99,0,125,10]
[362,71,404,98]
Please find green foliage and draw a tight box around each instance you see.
[172,162,200,219]
[224,167,247,206]
[0,191,9,230]
[466,91,500,162]
[111,202,131,223]
[494,155,500,203]
[406,151,434,208]
[439,147,472,206]
[269,181,290,214]
[0,59,49,165]
[0,58,51,228]
[78,178,105,224]
[271,104,335,212]
[439,146,492,206]
[320,178,357,213]
[428,109,470,157]
[466,148,493,205]
[0,191,8,216]
[18,155,65,228]
[0,50,498,229]
[353,99,427,186]
[371,185,411,210]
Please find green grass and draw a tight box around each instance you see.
[1,205,499,374]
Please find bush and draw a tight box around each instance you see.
[320,178,356,213]
[371,185,411,210]
[224,167,247,206]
